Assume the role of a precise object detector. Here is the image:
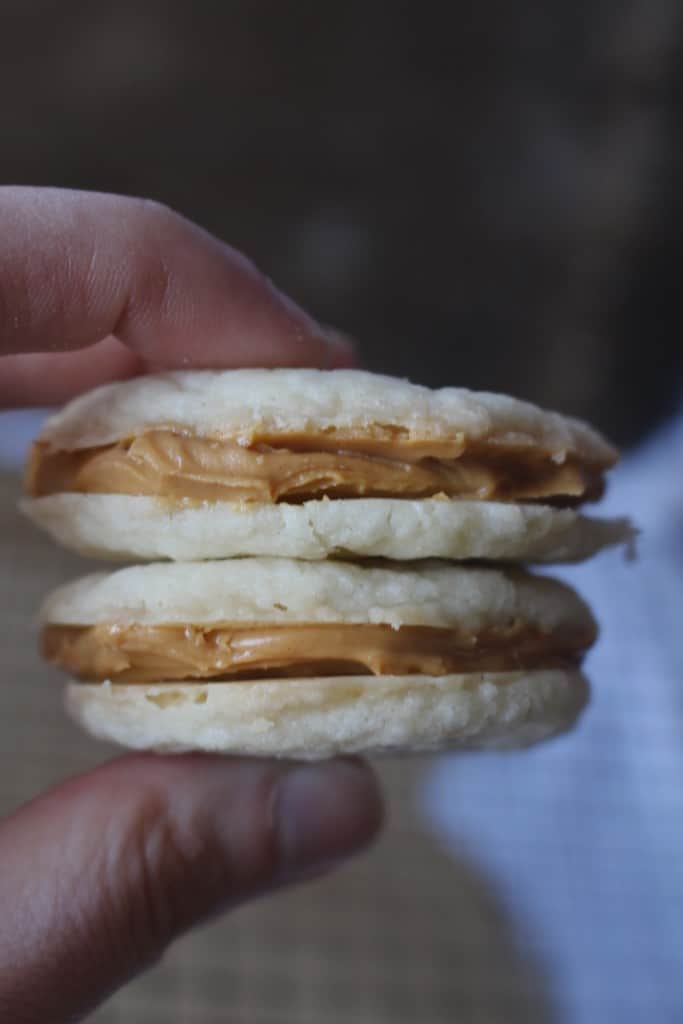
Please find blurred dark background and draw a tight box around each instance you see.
[2,0,682,445]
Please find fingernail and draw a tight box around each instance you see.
[263,274,359,368]
[275,759,382,878]
[321,326,360,368]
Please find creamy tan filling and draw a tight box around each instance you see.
[26,430,605,504]
[42,622,595,683]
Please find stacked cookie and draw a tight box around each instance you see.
[24,370,629,757]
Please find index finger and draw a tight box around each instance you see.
[0,188,351,404]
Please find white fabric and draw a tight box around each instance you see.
[422,410,683,1022]
[0,409,49,469]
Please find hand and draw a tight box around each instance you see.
[0,187,383,1023]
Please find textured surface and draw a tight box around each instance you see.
[23,492,632,564]
[41,556,595,633]
[35,369,617,462]
[66,670,588,756]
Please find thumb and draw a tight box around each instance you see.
[0,754,382,1023]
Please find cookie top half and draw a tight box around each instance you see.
[26,368,616,504]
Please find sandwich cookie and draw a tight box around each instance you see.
[40,558,595,757]
[23,369,631,563]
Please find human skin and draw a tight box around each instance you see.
[0,187,383,1023]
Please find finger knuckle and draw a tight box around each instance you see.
[116,200,178,334]
[100,790,223,964]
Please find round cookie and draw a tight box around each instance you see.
[26,368,618,458]
[65,670,589,758]
[42,559,594,756]
[40,557,596,632]
[23,368,624,564]
[22,494,632,564]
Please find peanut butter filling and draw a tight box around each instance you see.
[26,429,605,504]
[42,621,595,683]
